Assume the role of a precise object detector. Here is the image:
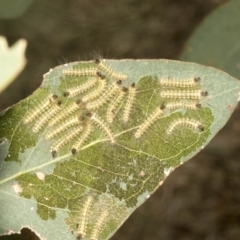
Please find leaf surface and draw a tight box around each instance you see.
[180,0,240,79]
[0,59,239,240]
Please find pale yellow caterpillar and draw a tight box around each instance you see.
[23,94,58,124]
[62,67,98,76]
[159,77,200,87]
[86,80,122,110]
[106,87,128,123]
[123,83,136,122]
[165,101,201,110]
[32,101,61,133]
[45,116,83,140]
[167,118,204,135]
[135,105,164,138]
[90,211,108,240]
[88,113,115,143]
[51,126,83,157]
[82,75,107,103]
[160,90,208,99]
[48,100,84,126]
[95,59,127,80]
[64,77,98,98]
[71,123,92,155]
[76,196,93,239]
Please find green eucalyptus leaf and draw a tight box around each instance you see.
[180,0,240,79]
[0,59,239,240]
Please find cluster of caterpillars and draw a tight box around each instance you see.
[72,195,109,240]
[23,60,138,157]
[134,76,207,138]
[23,67,209,239]
[23,59,208,157]
[161,76,206,135]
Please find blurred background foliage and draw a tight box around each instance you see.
[0,0,35,19]
[2,1,240,240]
[180,0,240,80]
[0,0,227,111]
[0,36,26,93]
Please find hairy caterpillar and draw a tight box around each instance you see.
[165,101,201,110]
[106,87,128,123]
[23,94,58,124]
[95,59,127,80]
[71,123,92,155]
[161,90,208,99]
[88,113,115,143]
[76,196,93,239]
[82,75,107,103]
[45,116,83,140]
[167,118,204,135]
[51,126,83,157]
[86,80,122,110]
[159,77,200,87]
[123,83,136,122]
[62,67,98,76]
[64,77,98,98]
[48,100,84,126]
[32,101,61,133]
[135,105,165,138]
[90,211,108,240]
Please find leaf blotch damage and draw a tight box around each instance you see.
[2,60,223,240]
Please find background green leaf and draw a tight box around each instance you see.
[180,0,240,79]
[0,0,35,19]
[0,59,239,240]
